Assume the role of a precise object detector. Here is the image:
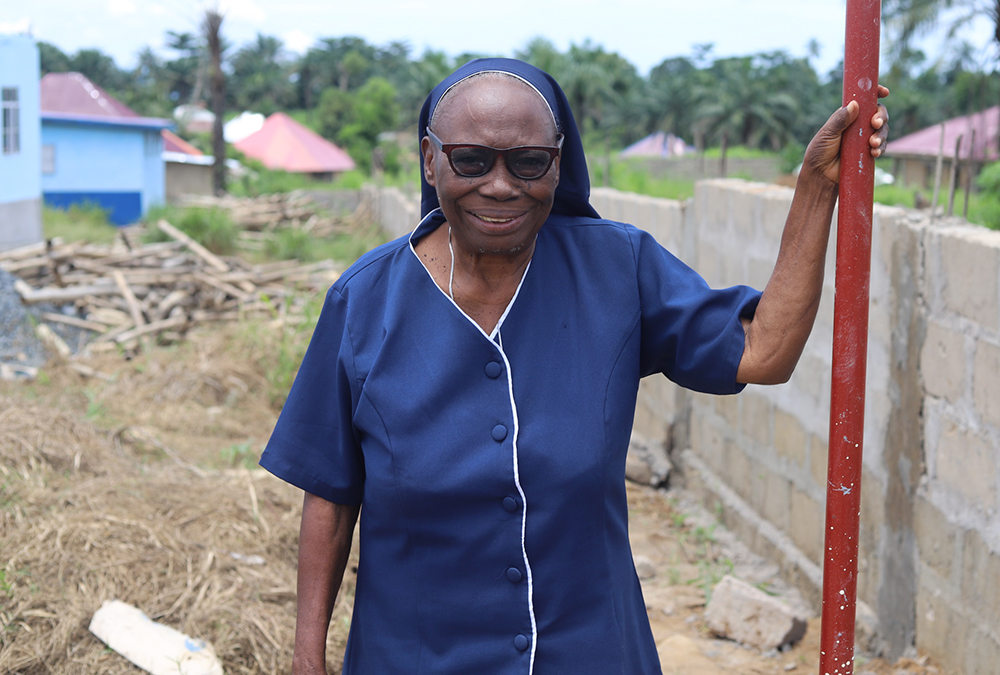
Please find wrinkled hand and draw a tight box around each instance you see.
[802,85,890,185]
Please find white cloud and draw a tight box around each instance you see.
[217,0,267,24]
[281,28,313,54]
[107,0,137,17]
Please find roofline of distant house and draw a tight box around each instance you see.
[41,111,173,131]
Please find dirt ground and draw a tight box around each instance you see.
[0,322,952,675]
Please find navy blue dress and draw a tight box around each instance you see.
[260,209,760,674]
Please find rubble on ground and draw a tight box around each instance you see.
[704,574,809,651]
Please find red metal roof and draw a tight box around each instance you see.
[40,72,139,117]
[234,112,356,174]
[886,106,998,162]
[162,129,203,155]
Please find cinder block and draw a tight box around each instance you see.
[935,419,998,509]
[939,228,1000,330]
[589,188,611,216]
[729,189,759,239]
[747,256,773,295]
[636,195,657,236]
[810,434,829,489]
[789,487,824,566]
[916,584,969,669]
[746,455,769,515]
[716,394,739,428]
[696,240,720,286]
[742,392,772,447]
[774,409,807,467]
[691,412,724,473]
[759,191,792,244]
[921,321,967,403]
[791,354,828,407]
[913,495,957,582]
[724,440,752,502]
[620,193,641,228]
[762,472,791,532]
[961,529,1000,628]
[655,201,681,250]
[973,340,1000,428]
[965,626,1000,675]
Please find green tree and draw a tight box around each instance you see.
[38,41,71,74]
[229,34,294,114]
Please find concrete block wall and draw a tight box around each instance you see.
[364,181,999,673]
[590,181,1000,674]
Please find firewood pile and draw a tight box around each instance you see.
[177,191,376,249]
[0,219,338,354]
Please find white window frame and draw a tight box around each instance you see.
[2,87,19,155]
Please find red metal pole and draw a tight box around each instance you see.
[821,2,881,674]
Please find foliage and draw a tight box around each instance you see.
[591,158,696,200]
[976,161,1000,194]
[42,203,118,244]
[37,27,1000,183]
[142,205,238,255]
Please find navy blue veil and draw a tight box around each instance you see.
[418,58,599,220]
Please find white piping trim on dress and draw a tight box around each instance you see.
[409,214,538,673]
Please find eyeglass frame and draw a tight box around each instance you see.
[425,128,564,181]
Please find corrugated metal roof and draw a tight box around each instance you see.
[234,112,355,174]
[885,106,998,162]
[39,72,170,130]
[40,72,138,117]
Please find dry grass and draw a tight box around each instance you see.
[0,397,356,675]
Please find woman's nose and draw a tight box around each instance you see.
[477,159,521,199]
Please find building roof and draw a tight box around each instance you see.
[40,72,170,129]
[886,106,998,163]
[234,112,356,174]
[620,131,690,158]
[162,129,203,155]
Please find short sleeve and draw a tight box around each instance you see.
[631,227,761,394]
[259,286,365,504]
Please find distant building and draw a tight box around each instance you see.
[162,129,214,202]
[885,106,999,189]
[234,112,355,179]
[620,131,691,159]
[40,72,170,225]
[0,32,42,251]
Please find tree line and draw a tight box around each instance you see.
[38,29,1000,173]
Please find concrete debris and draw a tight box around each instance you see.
[633,554,657,580]
[704,575,808,651]
[625,432,672,487]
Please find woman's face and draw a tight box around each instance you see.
[422,78,560,256]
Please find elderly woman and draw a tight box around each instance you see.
[261,58,889,675]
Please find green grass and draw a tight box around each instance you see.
[873,184,1000,230]
[42,203,119,244]
[591,158,697,201]
[143,204,239,255]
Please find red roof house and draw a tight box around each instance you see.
[885,106,998,188]
[234,112,355,177]
[40,71,139,118]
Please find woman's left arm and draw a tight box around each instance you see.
[736,88,889,385]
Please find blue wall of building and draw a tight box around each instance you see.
[41,121,165,225]
[0,34,41,204]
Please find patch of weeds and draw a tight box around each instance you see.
[42,202,117,244]
[692,556,734,603]
[83,388,105,421]
[221,442,259,470]
[0,569,12,597]
[671,511,687,528]
[35,370,50,386]
[143,205,238,255]
[667,567,683,586]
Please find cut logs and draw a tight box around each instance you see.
[0,224,340,353]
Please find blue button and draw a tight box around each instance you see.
[514,634,529,651]
[492,424,508,442]
[502,496,518,512]
[485,361,503,378]
[506,567,523,583]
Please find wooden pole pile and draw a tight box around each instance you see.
[0,220,339,354]
[177,191,365,244]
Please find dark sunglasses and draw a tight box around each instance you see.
[426,128,563,181]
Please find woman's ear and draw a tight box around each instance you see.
[421,136,436,187]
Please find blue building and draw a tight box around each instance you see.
[40,73,170,226]
[0,32,42,251]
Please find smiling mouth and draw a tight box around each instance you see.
[471,213,519,224]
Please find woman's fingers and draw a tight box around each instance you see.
[870,103,890,157]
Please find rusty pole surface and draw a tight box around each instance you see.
[821,1,881,674]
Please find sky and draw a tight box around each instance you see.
[3,0,997,77]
